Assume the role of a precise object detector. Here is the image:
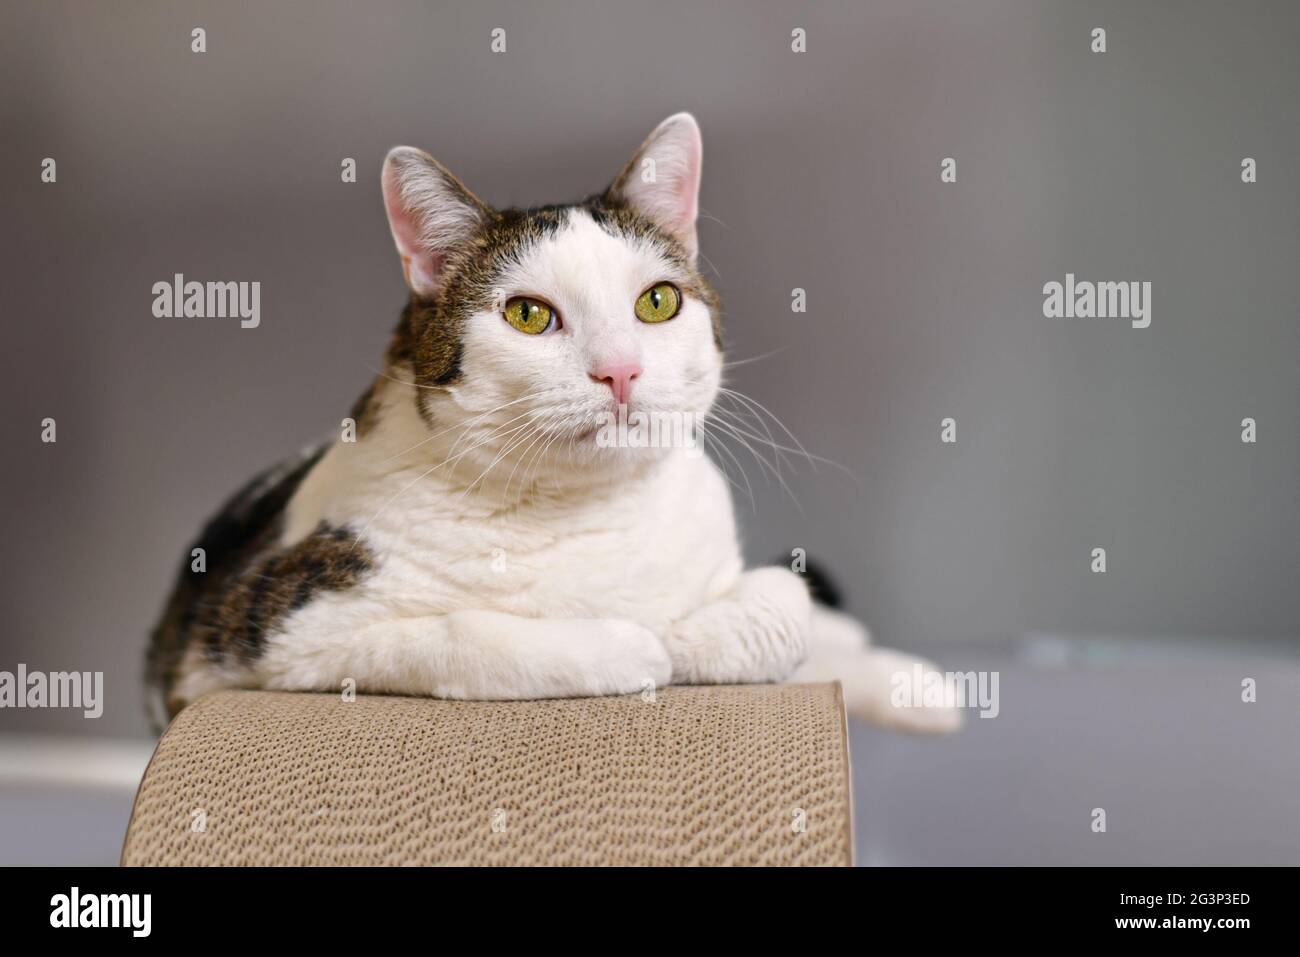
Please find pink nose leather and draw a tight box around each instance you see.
[589,360,641,406]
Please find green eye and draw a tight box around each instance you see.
[634,283,681,324]
[503,297,556,335]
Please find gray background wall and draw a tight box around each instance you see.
[2,0,1297,738]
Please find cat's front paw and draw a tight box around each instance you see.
[667,566,813,685]
[585,619,673,697]
[737,566,814,672]
[440,610,669,700]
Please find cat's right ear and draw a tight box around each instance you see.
[381,147,491,297]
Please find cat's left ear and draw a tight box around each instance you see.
[382,147,492,297]
[606,113,703,261]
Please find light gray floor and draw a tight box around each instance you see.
[850,642,1300,865]
[3,640,1297,866]
[0,788,138,866]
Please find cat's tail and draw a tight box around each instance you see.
[783,558,963,734]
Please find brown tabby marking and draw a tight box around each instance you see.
[193,522,372,665]
[146,447,374,723]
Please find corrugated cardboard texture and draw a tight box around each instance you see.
[122,683,852,866]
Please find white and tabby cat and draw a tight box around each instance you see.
[147,114,958,733]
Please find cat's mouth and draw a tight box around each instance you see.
[520,399,708,453]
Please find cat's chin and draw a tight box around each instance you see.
[568,439,682,480]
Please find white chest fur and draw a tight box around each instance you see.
[281,382,742,635]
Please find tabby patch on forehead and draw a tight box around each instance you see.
[379,113,719,396]
[388,205,581,396]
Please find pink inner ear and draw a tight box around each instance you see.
[668,124,701,230]
[621,115,702,256]
[647,158,700,256]
[381,160,441,296]
[669,172,699,235]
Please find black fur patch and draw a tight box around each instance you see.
[786,557,844,608]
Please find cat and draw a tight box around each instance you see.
[146,113,959,734]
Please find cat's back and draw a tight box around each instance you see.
[145,444,326,720]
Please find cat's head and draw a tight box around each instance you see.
[378,113,721,486]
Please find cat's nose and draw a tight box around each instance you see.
[589,360,641,406]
